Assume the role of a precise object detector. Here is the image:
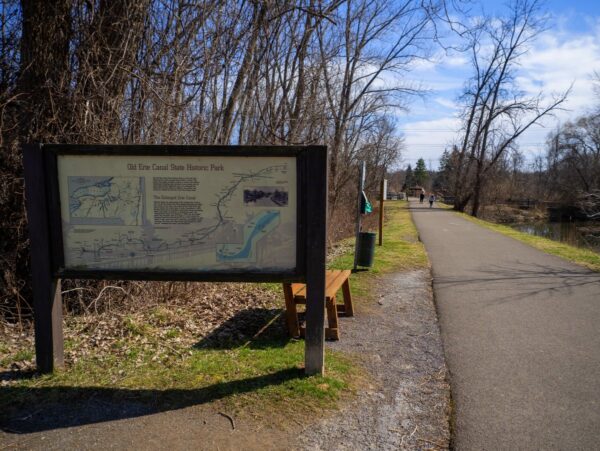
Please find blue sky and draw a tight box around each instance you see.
[396,0,600,170]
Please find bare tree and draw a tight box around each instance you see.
[0,0,431,321]
[317,0,434,211]
[451,0,568,216]
[359,115,404,192]
[579,191,600,219]
[546,112,600,212]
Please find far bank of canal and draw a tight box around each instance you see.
[511,221,600,254]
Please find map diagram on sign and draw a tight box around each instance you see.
[68,176,144,226]
[58,155,297,272]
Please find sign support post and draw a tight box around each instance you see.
[304,147,327,375]
[23,144,64,373]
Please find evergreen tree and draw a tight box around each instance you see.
[414,158,428,186]
[434,147,459,194]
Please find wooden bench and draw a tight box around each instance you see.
[282,270,353,340]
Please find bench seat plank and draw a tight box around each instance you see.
[290,270,351,301]
[282,270,353,341]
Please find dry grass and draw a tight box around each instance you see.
[1,278,359,426]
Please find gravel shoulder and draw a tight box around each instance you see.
[297,270,450,450]
[1,269,450,450]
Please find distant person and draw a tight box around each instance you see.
[419,191,425,203]
[429,194,435,208]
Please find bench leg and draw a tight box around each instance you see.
[283,283,300,338]
[325,296,339,340]
[341,279,354,317]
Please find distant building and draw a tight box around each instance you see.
[406,186,425,197]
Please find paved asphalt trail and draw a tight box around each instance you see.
[410,200,600,450]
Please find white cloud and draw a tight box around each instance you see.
[398,18,600,168]
[397,117,461,166]
[434,97,458,109]
[407,58,438,71]
[508,25,600,157]
[443,54,469,67]
[518,26,600,118]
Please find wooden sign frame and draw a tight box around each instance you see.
[23,144,327,375]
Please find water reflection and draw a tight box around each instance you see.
[511,221,600,253]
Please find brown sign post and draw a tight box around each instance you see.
[23,144,327,375]
[23,146,64,372]
[378,178,385,246]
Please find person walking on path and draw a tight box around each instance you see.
[419,191,425,203]
[428,194,435,208]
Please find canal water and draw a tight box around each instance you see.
[511,221,600,253]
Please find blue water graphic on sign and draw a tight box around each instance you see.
[217,211,280,262]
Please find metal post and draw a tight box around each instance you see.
[23,144,64,373]
[304,146,327,375]
[353,162,365,271]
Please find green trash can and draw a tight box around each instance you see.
[356,232,376,267]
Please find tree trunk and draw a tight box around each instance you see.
[471,164,484,217]
[220,2,266,144]
[453,193,471,212]
[6,0,72,317]
[18,0,72,141]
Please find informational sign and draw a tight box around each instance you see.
[25,144,328,375]
[57,155,297,273]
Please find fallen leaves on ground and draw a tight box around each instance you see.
[1,282,282,384]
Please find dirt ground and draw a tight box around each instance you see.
[0,269,450,450]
